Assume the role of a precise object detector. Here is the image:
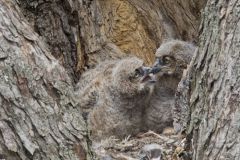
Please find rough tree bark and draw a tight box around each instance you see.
[0,0,206,159]
[181,0,240,159]
[18,0,204,74]
[0,1,94,159]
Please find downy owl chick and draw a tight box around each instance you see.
[143,40,196,133]
[75,57,155,140]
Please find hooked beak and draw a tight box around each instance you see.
[139,58,167,83]
[139,67,157,83]
[149,58,163,74]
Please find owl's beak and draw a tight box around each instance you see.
[149,58,164,74]
[140,67,157,83]
[140,58,167,83]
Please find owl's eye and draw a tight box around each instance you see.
[129,68,142,81]
[134,71,141,78]
[135,68,144,77]
[162,56,172,65]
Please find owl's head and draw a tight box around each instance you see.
[149,40,195,78]
[111,57,155,97]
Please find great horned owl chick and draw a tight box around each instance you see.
[143,40,196,133]
[75,57,154,140]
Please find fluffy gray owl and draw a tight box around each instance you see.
[75,57,155,140]
[143,40,196,133]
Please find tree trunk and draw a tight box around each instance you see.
[0,0,206,159]
[185,0,240,159]
[0,1,94,159]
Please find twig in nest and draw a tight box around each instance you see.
[138,130,171,142]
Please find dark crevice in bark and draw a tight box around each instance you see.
[77,25,89,73]
[18,0,79,83]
